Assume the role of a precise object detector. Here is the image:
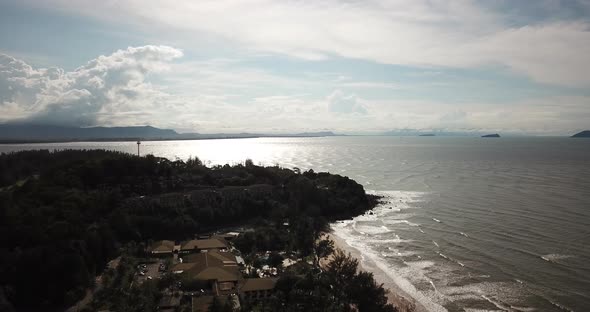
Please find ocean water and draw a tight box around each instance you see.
[2,136,589,311]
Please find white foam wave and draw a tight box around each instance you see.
[353,224,392,235]
[332,226,447,312]
[548,299,575,312]
[432,218,441,223]
[438,252,449,260]
[383,219,420,227]
[429,280,438,292]
[540,254,574,263]
[459,232,469,238]
[480,295,510,311]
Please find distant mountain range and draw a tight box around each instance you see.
[0,124,338,142]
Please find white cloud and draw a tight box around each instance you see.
[0,45,183,126]
[327,90,367,114]
[29,0,590,87]
[1,45,588,135]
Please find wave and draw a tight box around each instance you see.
[540,254,574,263]
[548,299,575,312]
[332,226,447,311]
[334,189,565,312]
[480,295,511,311]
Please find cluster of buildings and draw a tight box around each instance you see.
[147,235,278,312]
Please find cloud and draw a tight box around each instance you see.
[1,44,588,135]
[0,45,183,126]
[30,0,590,87]
[326,90,367,114]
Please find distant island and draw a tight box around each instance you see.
[418,134,435,136]
[482,133,500,138]
[571,130,590,138]
[0,124,339,143]
[0,150,398,312]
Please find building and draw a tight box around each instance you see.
[179,238,228,254]
[239,278,278,302]
[172,251,241,295]
[148,240,175,256]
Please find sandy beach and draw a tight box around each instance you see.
[326,232,429,312]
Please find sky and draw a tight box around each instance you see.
[0,0,589,135]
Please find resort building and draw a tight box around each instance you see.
[148,240,175,255]
[172,251,241,295]
[179,238,228,254]
[240,278,278,302]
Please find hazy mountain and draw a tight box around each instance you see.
[0,124,178,141]
[294,131,337,137]
[0,124,339,142]
[571,130,590,138]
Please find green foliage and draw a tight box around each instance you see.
[267,250,398,312]
[208,296,235,312]
[0,149,376,310]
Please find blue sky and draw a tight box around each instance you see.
[1,0,589,134]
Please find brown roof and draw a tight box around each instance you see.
[149,240,175,253]
[195,267,238,282]
[240,278,278,292]
[207,251,237,265]
[183,251,235,266]
[171,262,196,272]
[181,238,227,251]
[180,252,240,283]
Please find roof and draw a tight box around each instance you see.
[180,252,240,282]
[195,267,239,282]
[240,278,278,292]
[183,251,236,266]
[180,238,227,250]
[149,240,175,253]
[207,251,238,265]
[171,262,196,273]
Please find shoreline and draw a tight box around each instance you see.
[327,231,428,312]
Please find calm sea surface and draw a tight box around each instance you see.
[2,136,589,311]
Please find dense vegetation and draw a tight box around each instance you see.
[0,149,383,311]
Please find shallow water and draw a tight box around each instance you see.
[2,136,589,311]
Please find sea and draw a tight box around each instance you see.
[1,136,589,311]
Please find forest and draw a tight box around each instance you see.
[0,149,391,311]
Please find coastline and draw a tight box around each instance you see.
[327,231,428,312]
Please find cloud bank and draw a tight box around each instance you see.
[2,45,589,135]
[0,45,182,126]
[34,0,590,88]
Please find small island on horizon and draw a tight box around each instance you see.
[482,133,501,138]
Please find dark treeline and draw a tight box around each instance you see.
[0,150,381,311]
